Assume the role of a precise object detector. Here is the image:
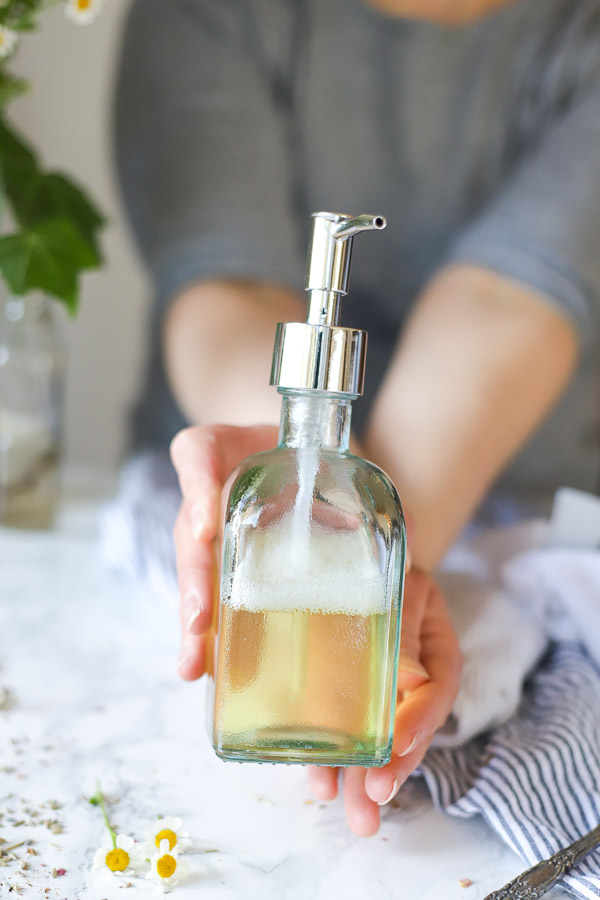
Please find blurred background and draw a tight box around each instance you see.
[10,0,147,469]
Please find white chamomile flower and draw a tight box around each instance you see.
[92,833,145,878]
[147,839,191,893]
[0,26,18,59]
[142,816,192,858]
[64,0,104,26]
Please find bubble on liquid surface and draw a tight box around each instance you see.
[226,524,388,616]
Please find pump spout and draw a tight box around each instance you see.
[271,210,387,395]
[331,214,386,241]
[304,211,387,302]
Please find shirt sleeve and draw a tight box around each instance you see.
[444,75,600,349]
[114,0,305,311]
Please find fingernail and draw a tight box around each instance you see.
[395,733,421,758]
[182,590,203,633]
[190,502,209,540]
[377,777,399,806]
[177,650,189,672]
[397,658,430,680]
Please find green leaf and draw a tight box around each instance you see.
[19,172,105,260]
[0,71,29,108]
[0,114,38,174]
[0,115,39,215]
[0,0,42,30]
[0,117,105,265]
[0,117,107,314]
[0,217,99,313]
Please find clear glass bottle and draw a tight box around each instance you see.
[0,293,64,529]
[210,213,406,767]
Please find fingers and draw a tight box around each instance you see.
[177,633,207,681]
[174,504,215,635]
[308,768,383,837]
[307,766,339,801]
[366,733,436,806]
[170,427,221,541]
[342,768,380,837]
[392,585,461,754]
[170,424,278,682]
[365,578,461,805]
[397,568,430,693]
[170,424,277,540]
[174,509,213,681]
[396,576,461,746]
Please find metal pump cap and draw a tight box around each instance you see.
[270,211,386,395]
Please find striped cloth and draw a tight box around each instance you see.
[100,452,600,896]
[421,642,600,899]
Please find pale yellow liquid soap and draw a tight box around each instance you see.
[213,522,397,765]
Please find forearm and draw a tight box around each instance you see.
[163,280,305,426]
[364,265,578,570]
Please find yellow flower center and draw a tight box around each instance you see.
[105,848,130,872]
[155,828,178,850]
[157,853,177,879]
[77,0,92,9]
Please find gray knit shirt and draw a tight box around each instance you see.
[115,0,600,504]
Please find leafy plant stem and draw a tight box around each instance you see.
[89,780,117,849]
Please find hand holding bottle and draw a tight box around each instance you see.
[307,567,462,835]
[171,423,279,680]
[171,423,462,834]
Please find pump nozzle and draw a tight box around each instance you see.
[271,210,387,395]
[331,214,386,241]
[305,212,386,326]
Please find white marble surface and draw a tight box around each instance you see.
[0,469,569,899]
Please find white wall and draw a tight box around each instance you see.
[10,0,149,468]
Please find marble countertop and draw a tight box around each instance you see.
[0,469,569,900]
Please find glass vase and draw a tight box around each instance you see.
[0,293,65,529]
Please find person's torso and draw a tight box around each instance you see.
[248,0,600,498]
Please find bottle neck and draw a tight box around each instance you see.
[278,390,353,452]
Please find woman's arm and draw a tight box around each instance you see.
[364,264,579,571]
[163,279,305,427]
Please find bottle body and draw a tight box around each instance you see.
[209,392,405,766]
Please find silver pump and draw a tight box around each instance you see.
[270,211,386,395]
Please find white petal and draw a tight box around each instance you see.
[92,847,109,869]
[64,0,104,26]
[116,834,134,851]
[158,838,170,855]
[163,816,182,831]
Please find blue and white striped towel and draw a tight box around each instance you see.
[422,643,600,899]
[100,451,600,897]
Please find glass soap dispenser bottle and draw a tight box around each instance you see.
[210,211,406,767]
